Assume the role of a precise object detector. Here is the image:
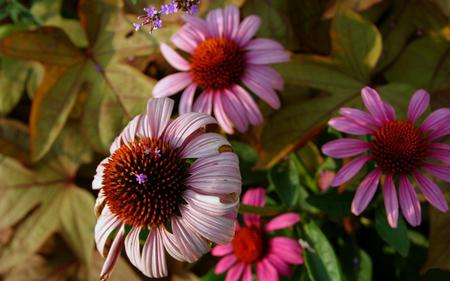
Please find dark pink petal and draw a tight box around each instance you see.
[221,89,249,132]
[211,244,233,257]
[242,75,280,109]
[361,86,389,126]
[236,15,261,46]
[225,262,246,281]
[242,265,252,281]
[206,8,224,38]
[246,64,284,91]
[423,163,450,182]
[339,107,377,128]
[256,259,279,281]
[213,93,234,134]
[215,255,238,274]
[322,139,370,158]
[193,90,214,115]
[331,155,371,187]
[265,212,301,232]
[420,108,450,132]
[179,84,196,114]
[242,187,266,227]
[428,143,450,165]
[232,84,263,126]
[246,49,290,64]
[351,169,381,215]
[413,172,449,212]
[153,72,192,97]
[160,43,190,71]
[399,175,421,226]
[267,254,292,276]
[383,101,396,121]
[269,237,303,264]
[383,174,398,228]
[427,122,450,141]
[407,89,429,123]
[223,5,239,39]
[328,117,374,135]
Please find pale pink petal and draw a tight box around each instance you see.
[171,27,198,54]
[236,15,261,46]
[163,112,217,149]
[215,254,238,274]
[180,132,230,158]
[184,190,238,217]
[153,72,192,97]
[146,97,174,139]
[242,75,280,109]
[428,143,450,165]
[361,86,389,126]
[160,43,190,71]
[211,244,233,257]
[161,227,186,262]
[246,49,290,65]
[232,84,263,125]
[206,8,224,37]
[331,155,371,187]
[214,94,234,134]
[93,158,108,190]
[242,265,252,281]
[399,175,421,226]
[267,254,292,276]
[407,89,429,123]
[124,226,142,269]
[226,262,246,281]
[221,89,249,132]
[242,187,266,227]
[351,169,381,215]
[244,38,285,51]
[193,90,214,115]
[322,139,370,158]
[413,172,449,212]
[100,226,125,281]
[172,216,210,262]
[141,228,168,278]
[179,84,197,114]
[119,114,145,144]
[328,117,374,135]
[246,65,284,91]
[189,151,239,175]
[420,108,450,133]
[339,107,377,127]
[94,189,106,216]
[423,163,450,182]
[95,206,122,257]
[181,15,210,37]
[223,5,239,39]
[269,237,303,265]
[265,212,301,232]
[256,259,279,281]
[383,174,398,228]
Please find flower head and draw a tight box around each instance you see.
[322,87,450,228]
[212,188,303,280]
[153,5,290,134]
[93,97,241,279]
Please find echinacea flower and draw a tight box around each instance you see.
[322,87,450,228]
[153,5,290,134]
[212,188,303,281]
[93,97,241,279]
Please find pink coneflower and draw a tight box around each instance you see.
[153,5,290,134]
[93,97,241,279]
[212,188,303,281]
[322,87,449,228]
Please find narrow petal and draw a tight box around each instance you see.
[413,172,449,212]
[226,262,246,281]
[351,169,381,215]
[193,90,214,115]
[232,84,264,126]
[206,8,224,37]
[322,139,370,158]
[246,49,290,65]
[339,107,377,127]
[221,89,249,132]
[180,132,230,159]
[215,255,238,274]
[184,190,238,216]
[383,174,398,228]
[427,122,450,141]
[93,158,108,190]
[160,43,190,71]
[181,14,210,37]
[242,187,266,227]
[179,84,197,114]
[146,97,174,139]
[331,155,371,187]
[119,114,145,144]
[399,175,421,226]
[100,226,125,281]
[236,15,261,46]
[265,212,301,232]
[171,26,201,53]
[95,206,122,257]
[361,86,389,126]
[211,244,233,257]
[420,108,450,133]
[408,89,430,123]
[153,72,192,97]
[423,163,450,182]
[223,5,239,39]
[214,94,234,134]
[428,143,450,165]
[383,101,396,121]
[246,65,284,91]
[124,227,142,269]
[242,265,253,281]
[244,38,285,51]
[172,216,210,263]
[269,237,303,265]
[141,228,168,278]
[328,117,374,135]
[266,254,292,276]
[161,227,186,262]
[257,259,279,281]
[242,76,280,109]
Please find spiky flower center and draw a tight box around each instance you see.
[232,227,266,264]
[190,37,245,90]
[372,121,428,174]
[102,138,187,228]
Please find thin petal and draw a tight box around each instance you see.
[266,254,292,276]
[171,26,200,53]
[184,190,239,217]
[256,259,279,281]
[399,175,421,226]
[215,255,238,274]
[351,169,381,215]
[161,227,186,262]
[93,158,108,190]
[427,122,450,141]
[420,108,450,132]
[428,143,450,165]
[95,206,122,257]
[206,8,224,37]
[181,14,210,37]
[361,86,389,126]
[265,212,301,232]
[124,227,142,269]
[232,84,264,126]
[179,84,197,114]
[244,38,285,51]
[225,262,246,281]
[221,89,249,132]
[153,72,192,97]
[328,117,374,135]
[180,132,230,159]
[172,216,210,263]
[242,187,266,227]
[193,90,214,115]
[246,49,290,64]
[408,89,430,123]
[423,163,450,182]
[383,101,396,121]
[242,265,253,281]
[413,172,449,212]
[146,97,174,139]
[100,226,125,281]
[223,5,239,39]
[339,107,377,127]
[383,174,398,228]
[242,76,280,109]
[211,244,233,257]
[160,43,190,71]
[236,15,261,46]
[322,139,370,158]
[331,155,371,187]
[214,92,234,134]
[141,228,168,278]
[246,65,284,91]
[269,237,303,265]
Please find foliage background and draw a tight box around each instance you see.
[0,0,449,280]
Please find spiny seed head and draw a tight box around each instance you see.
[102,138,187,228]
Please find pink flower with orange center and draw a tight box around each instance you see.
[93,97,241,279]
[153,5,290,134]
[212,188,303,281]
[322,87,450,228]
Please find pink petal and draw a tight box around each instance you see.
[266,254,292,276]
[339,107,377,127]
[407,89,429,123]
[223,5,239,39]
[153,72,192,97]
[428,143,450,165]
[244,38,285,51]
[269,237,303,264]
[95,206,122,257]
[180,132,230,158]
[246,49,290,65]
[423,163,450,182]
[265,212,301,232]
[100,226,124,281]
[413,172,449,212]
[399,175,421,226]
[242,265,252,281]
[221,89,249,132]
[383,101,396,121]
[215,254,238,274]
[232,84,264,125]
[427,122,450,141]
[331,155,371,187]
[236,15,261,46]
[246,65,284,91]
[184,190,239,217]
[225,262,246,281]
[214,92,234,134]
[351,169,381,215]
[181,15,210,37]
[118,114,145,145]
[93,158,107,190]
[193,90,214,115]
[179,84,197,114]
[172,216,210,263]
[361,86,389,126]
[242,187,266,227]
[146,98,174,139]
[383,174,398,228]
[124,227,142,269]
[171,27,198,54]
[328,117,374,135]
[322,139,370,158]
[161,227,186,262]
[206,8,224,37]
[256,259,279,281]
[420,108,450,133]
[211,244,233,257]
[140,228,168,278]
[160,43,190,71]
[242,75,280,109]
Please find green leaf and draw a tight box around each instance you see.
[238,204,284,217]
[374,207,410,257]
[303,221,343,281]
[230,140,266,186]
[340,244,373,281]
[269,157,301,208]
[306,190,353,218]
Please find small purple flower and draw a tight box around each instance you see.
[154,148,162,158]
[135,173,148,184]
[144,6,157,17]
[161,3,177,15]
[189,5,199,14]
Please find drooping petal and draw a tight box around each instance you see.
[232,84,264,126]
[214,92,234,134]
[339,107,377,127]
[161,227,186,262]
[322,139,370,158]
[414,172,449,212]
[427,143,450,165]
[245,65,284,91]
[269,237,303,265]
[423,163,450,182]
[242,265,253,281]
[160,43,190,71]
[246,49,290,65]
[221,89,249,132]
[265,213,301,232]
[172,216,210,263]
[331,155,371,187]
[383,174,398,228]
[407,89,429,123]
[328,117,374,135]
[141,228,168,278]
[361,86,389,126]
[256,259,279,281]
[179,83,197,114]
[242,75,280,109]
[225,262,246,281]
[211,244,233,257]
[399,175,421,226]
[95,206,122,257]
[124,226,142,269]
[153,72,192,97]
[193,90,214,115]
[93,158,108,190]
[146,98,174,139]
[180,132,230,159]
[215,255,238,274]
[100,226,125,281]
[420,108,450,133]
[206,8,224,37]
[351,169,381,215]
[184,190,238,216]
[236,15,261,46]
[223,5,239,39]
